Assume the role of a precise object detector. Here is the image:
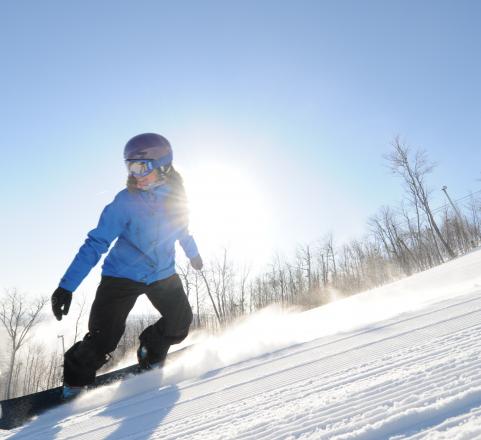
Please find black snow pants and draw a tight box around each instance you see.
[63,274,193,387]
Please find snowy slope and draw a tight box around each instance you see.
[4,249,481,439]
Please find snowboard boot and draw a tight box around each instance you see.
[136,343,170,370]
[137,345,155,370]
[137,323,171,370]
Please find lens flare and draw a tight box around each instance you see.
[184,162,273,270]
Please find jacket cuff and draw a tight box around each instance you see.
[59,278,76,293]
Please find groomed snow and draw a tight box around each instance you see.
[3,248,481,439]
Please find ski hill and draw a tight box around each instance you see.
[4,249,481,439]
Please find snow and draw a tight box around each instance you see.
[3,249,481,439]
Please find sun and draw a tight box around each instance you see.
[183,162,273,269]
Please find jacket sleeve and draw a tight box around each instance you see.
[59,194,127,292]
[178,226,200,259]
[169,183,200,259]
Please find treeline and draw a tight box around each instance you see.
[1,138,480,399]
[179,138,481,325]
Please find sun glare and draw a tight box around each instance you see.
[183,163,273,269]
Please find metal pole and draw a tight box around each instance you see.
[442,185,473,247]
[441,186,464,222]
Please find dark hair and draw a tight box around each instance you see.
[126,166,189,228]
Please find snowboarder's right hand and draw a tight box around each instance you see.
[190,255,203,271]
[51,287,72,321]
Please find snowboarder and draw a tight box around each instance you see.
[51,133,203,399]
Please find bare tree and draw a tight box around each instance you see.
[369,206,416,275]
[72,291,88,345]
[468,193,481,244]
[385,137,455,259]
[177,262,193,300]
[178,262,208,328]
[200,270,222,326]
[191,270,204,328]
[238,264,251,315]
[0,288,47,398]
[297,244,314,293]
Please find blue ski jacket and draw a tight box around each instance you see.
[59,185,200,293]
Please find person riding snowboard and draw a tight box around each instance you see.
[51,133,203,398]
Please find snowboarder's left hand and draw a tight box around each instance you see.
[190,255,203,271]
[51,287,72,321]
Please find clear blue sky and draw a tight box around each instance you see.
[1,0,481,298]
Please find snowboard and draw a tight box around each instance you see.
[0,346,190,430]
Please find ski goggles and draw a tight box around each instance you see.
[125,160,171,177]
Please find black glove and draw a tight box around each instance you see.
[51,287,72,321]
[190,255,203,271]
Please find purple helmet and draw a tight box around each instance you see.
[123,133,173,167]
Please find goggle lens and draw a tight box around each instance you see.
[126,160,154,177]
